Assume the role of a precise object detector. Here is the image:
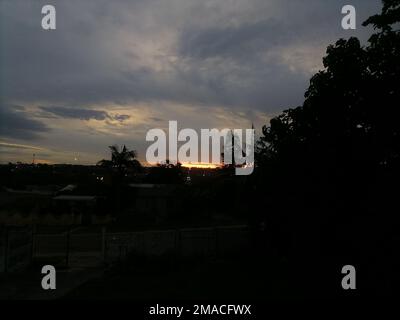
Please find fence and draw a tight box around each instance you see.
[33,229,104,268]
[0,226,33,272]
[29,225,251,268]
[104,225,250,264]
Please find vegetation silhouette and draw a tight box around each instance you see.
[97,145,142,215]
[97,145,142,175]
[252,0,400,295]
[144,160,184,184]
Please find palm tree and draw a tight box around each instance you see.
[97,145,141,175]
[97,145,141,217]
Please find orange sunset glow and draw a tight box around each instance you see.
[181,163,222,169]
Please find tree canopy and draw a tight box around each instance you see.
[97,145,141,174]
[252,1,400,267]
[256,0,400,190]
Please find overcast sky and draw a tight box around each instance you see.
[0,0,381,164]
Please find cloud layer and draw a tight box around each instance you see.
[0,0,381,163]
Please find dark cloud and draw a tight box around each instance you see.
[0,0,383,163]
[113,114,131,122]
[149,117,163,122]
[179,19,296,60]
[0,105,49,140]
[40,106,110,121]
[1,0,380,113]
[39,106,131,124]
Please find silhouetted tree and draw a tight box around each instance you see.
[97,145,141,176]
[97,145,142,216]
[254,0,400,292]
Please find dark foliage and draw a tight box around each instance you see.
[253,0,400,295]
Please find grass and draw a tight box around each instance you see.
[64,253,307,300]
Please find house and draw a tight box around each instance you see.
[52,195,98,225]
[127,184,183,223]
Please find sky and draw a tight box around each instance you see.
[0,0,381,164]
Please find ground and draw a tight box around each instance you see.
[64,255,314,300]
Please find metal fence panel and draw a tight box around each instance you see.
[0,226,33,273]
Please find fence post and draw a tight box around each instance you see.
[4,227,9,273]
[175,229,181,258]
[65,226,71,268]
[31,225,36,263]
[102,227,107,265]
[215,227,219,259]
